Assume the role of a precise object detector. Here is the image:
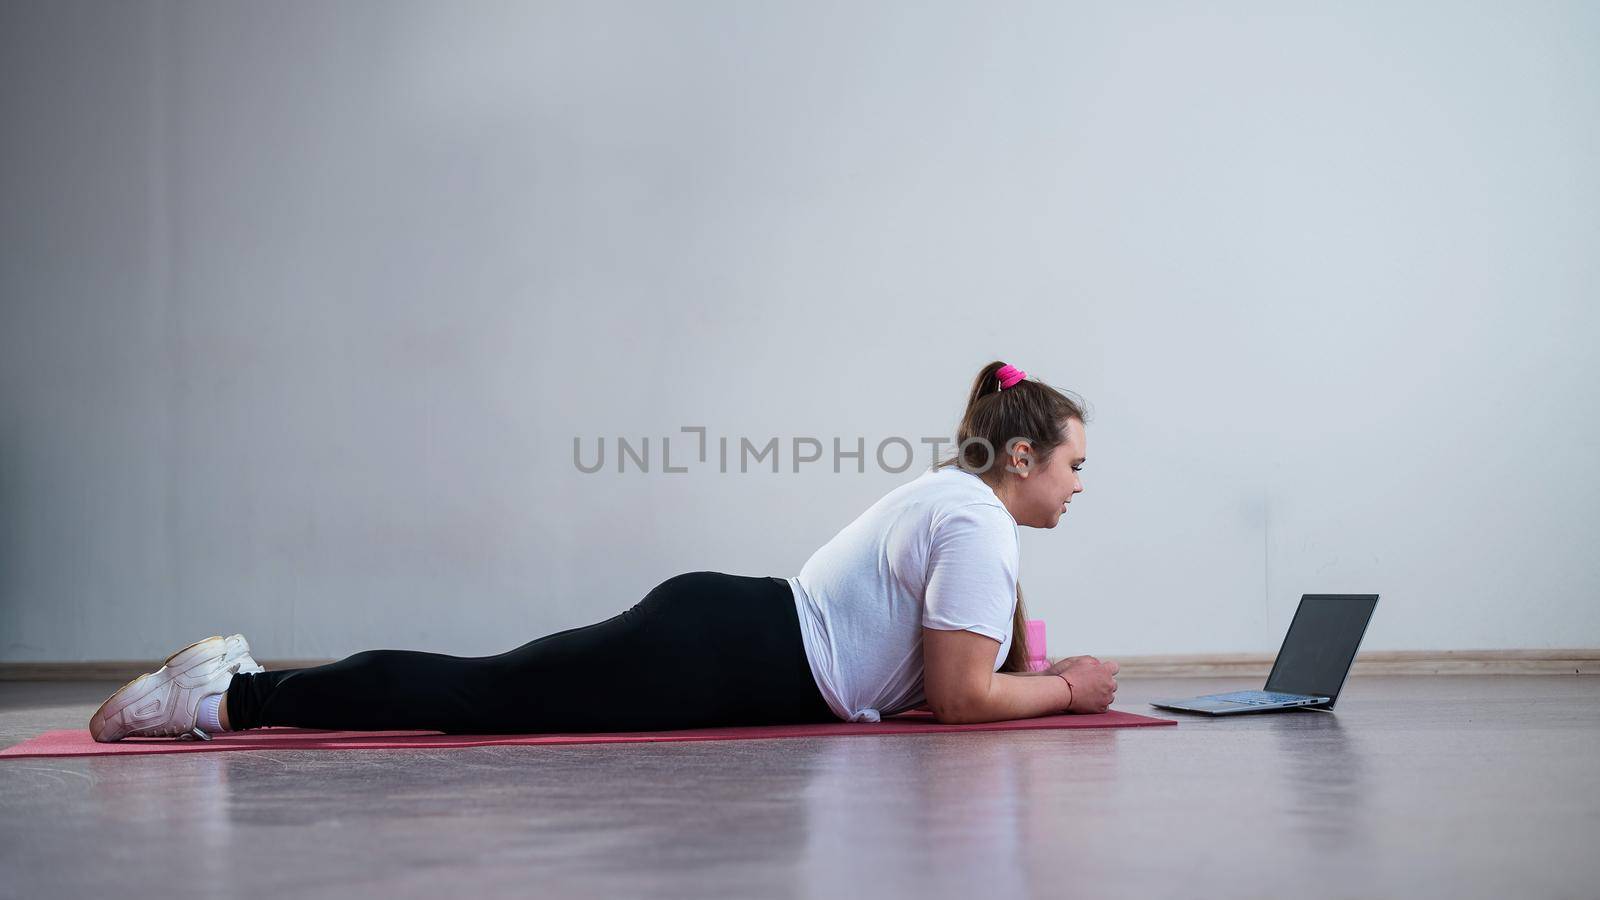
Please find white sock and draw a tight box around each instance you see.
[197,694,227,734]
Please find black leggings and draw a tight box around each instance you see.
[225,571,838,734]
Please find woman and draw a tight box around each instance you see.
[90,361,1119,742]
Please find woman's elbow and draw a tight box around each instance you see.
[927,694,986,725]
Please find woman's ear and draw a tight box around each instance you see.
[1005,438,1034,476]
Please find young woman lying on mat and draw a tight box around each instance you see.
[90,360,1119,742]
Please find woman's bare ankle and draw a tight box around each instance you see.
[218,690,231,731]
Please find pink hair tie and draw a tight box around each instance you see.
[996,363,1027,390]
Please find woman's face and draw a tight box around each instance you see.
[1001,417,1086,529]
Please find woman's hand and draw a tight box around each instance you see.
[1048,655,1119,714]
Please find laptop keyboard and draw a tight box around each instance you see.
[1206,690,1319,706]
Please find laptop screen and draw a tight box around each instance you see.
[1264,594,1379,700]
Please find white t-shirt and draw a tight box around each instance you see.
[789,465,1022,722]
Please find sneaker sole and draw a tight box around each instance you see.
[89,637,228,743]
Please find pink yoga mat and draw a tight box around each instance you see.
[0,708,1174,759]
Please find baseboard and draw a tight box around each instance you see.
[1106,649,1600,678]
[1,650,1596,681]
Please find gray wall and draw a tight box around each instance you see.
[3,0,1596,662]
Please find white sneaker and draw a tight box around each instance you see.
[90,634,263,743]
[151,632,265,676]
[215,634,265,675]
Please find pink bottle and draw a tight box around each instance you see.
[1026,619,1049,671]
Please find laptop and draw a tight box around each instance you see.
[1149,593,1379,715]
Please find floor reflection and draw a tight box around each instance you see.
[1268,710,1370,847]
[798,731,1125,894]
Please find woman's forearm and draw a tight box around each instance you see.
[943,671,1073,724]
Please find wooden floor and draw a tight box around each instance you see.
[1,675,1596,899]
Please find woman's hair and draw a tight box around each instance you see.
[934,361,1091,673]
